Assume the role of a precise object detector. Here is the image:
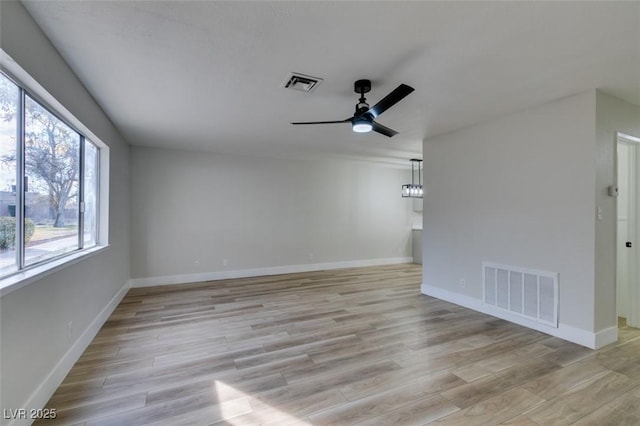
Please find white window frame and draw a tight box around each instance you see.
[0,50,110,296]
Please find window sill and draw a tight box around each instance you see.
[0,245,109,297]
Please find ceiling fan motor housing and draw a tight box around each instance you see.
[355,104,371,116]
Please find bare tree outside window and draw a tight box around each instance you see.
[23,97,80,264]
[24,95,80,228]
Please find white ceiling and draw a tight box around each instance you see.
[21,1,640,166]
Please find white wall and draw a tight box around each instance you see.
[130,147,414,282]
[0,1,131,422]
[422,91,601,346]
[595,91,640,332]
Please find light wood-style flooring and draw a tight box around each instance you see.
[38,264,640,425]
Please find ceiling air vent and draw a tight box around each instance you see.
[283,72,323,93]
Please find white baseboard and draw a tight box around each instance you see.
[421,283,617,350]
[595,326,618,349]
[8,281,130,426]
[129,257,414,288]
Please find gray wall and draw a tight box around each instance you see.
[595,91,640,331]
[0,0,131,418]
[130,146,414,279]
[422,89,640,344]
[422,91,597,334]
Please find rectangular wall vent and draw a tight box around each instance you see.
[483,262,558,328]
[283,72,323,93]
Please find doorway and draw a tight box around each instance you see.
[616,132,640,328]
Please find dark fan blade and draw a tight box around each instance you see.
[372,121,398,137]
[291,118,351,125]
[367,84,414,118]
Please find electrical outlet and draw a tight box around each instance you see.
[193,260,200,267]
[460,279,466,289]
[222,258,229,267]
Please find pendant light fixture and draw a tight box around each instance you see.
[402,159,423,198]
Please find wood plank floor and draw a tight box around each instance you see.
[37,264,640,425]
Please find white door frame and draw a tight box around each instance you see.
[617,132,640,328]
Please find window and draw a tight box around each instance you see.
[0,71,100,278]
[0,73,19,275]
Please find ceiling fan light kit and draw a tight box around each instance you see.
[291,79,414,137]
[352,117,373,133]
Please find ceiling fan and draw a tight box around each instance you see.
[291,79,414,137]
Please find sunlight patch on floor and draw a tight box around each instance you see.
[215,380,311,425]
